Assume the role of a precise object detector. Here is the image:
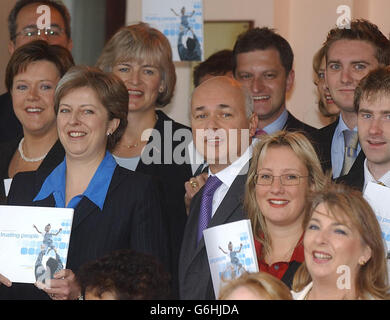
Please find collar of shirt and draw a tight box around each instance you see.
[363,158,390,191]
[206,142,253,218]
[254,233,305,280]
[263,109,288,134]
[34,151,117,210]
[209,141,253,188]
[331,114,361,178]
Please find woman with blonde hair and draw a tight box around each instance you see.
[244,131,325,288]
[96,23,192,296]
[292,182,389,300]
[219,271,292,300]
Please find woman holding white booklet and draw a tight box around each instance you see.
[0,66,170,300]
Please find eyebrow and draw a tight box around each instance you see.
[327,59,371,65]
[22,23,62,29]
[359,108,390,115]
[310,216,350,228]
[193,104,233,112]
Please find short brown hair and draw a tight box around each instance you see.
[233,27,294,76]
[96,22,176,107]
[324,19,390,66]
[292,182,390,300]
[219,272,292,300]
[54,66,128,151]
[5,40,74,92]
[193,49,233,87]
[354,66,390,112]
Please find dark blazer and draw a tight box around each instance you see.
[178,162,249,300]
[336,150,365,191]
[284,111,317,136]
[0,92,23,144]
[0,164,170,300]
[310,117,339,173]
[136,110,192,294]
[0,139,65,203]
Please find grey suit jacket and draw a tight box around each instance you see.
[178,161,249,300]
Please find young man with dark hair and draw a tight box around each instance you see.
[337,66,390,190]
[232,27,316,137]
[311,19,390,178]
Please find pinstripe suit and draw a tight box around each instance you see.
[1,165,170,299]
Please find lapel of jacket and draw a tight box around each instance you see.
[71,166,125,230]
[185,161,249,268]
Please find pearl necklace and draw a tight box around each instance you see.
[18,138,47,162]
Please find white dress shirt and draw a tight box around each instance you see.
[208,143,253,218]
[363,159,390,192]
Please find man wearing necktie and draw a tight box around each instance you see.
[337,66,390,191]
[311,19,390,178]
[179,76,257,300]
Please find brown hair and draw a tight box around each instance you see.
[292,182,390,300]
[312,46,339,119]
[244,131,325,256]
[96,22,176,107]
[54,66,128,151]
[5,40,74,92]
[354,65,390,112]
[219,272,292,300]
[233,27,294,76]
[323,19,390,66]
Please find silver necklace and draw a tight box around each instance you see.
[18,138,47,162]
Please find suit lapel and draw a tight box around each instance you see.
[71,166,125,230]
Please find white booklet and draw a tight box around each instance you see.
[363,182,390,257]
[203,219,259,299]
[0,205,74,284]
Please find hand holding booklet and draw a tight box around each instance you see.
[0,205,73,284]
[203,219,259,299]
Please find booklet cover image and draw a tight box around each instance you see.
[0,206,74,284]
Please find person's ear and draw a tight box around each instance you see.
[286,69,295,92]
[358,245,372,266]
[249,112,258,137]
[8,40,16,55]
[107,118,120,136]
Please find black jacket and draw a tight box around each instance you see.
[1,164,170,300]
[0,92,23,143]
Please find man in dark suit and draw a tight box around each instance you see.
[338,66,390,191]
[0,0,73,143]
[179,76,257,300]
[311,19,390,178]
[232,27,316,137]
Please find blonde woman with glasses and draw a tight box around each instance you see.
[244,131,325,288]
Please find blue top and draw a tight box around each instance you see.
[263,109,288,134]
[34,151,117,210]
[331,114,361,178]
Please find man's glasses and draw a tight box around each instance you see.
[15,26,64,39]
[254,173,309,186]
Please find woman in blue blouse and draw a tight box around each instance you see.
[2,66,170,300]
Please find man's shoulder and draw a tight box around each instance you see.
[285,111,317,134]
